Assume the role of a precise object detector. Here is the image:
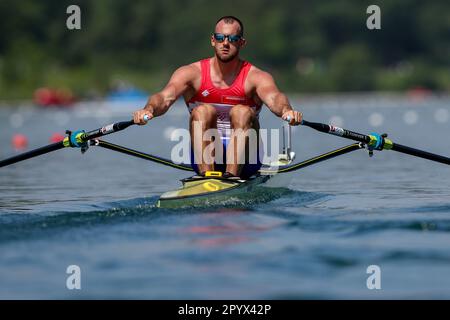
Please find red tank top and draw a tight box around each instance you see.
[186,58,262,139]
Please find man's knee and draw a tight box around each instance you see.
[191,104,217,121]
[229,105,255,126]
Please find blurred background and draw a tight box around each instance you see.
[0,0,449,103]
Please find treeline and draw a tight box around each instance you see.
[0,0,449,99]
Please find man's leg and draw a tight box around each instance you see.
[226,104,259,177]
[190,104,217,174]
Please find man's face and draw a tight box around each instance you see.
[211,21,246,63]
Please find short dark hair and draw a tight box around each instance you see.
[215,16,244,36]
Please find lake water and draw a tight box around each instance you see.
[1,94,450,299]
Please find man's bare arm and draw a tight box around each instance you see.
[252,70,303,125]
[133,65,197,124]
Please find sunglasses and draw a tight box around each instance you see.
[213,33,242,43]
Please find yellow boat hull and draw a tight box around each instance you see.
[156,173,290,209]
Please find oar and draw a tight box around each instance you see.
[298,119,450,166]
[0,119,137,168]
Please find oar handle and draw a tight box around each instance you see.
[301,120,371,144]
[286,115,371,144]
[82,120,136,141]
[115,120,136,130]
[284,115,305,127]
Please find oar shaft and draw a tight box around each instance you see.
[301,119,450,166]
[392,143,450,165]
[0,141,64,168]
[0,120,137,168]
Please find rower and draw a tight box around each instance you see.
[133,16,303,179]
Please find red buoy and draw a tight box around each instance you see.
[49,132,65,143]
[12,134,28,151]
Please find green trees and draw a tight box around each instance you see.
[0,0,448,99]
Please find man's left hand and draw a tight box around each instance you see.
[282,110,303,126]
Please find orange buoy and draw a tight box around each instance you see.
[12,134,28,151]
[49,132,65,143]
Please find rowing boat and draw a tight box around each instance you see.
[157,125,295,208]
[156,163,291,209]
[156,173,274,208]
[155,124,370,208]
[1,117,449,209]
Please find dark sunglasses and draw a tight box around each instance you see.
[213,33,242,43]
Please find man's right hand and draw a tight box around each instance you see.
[133,109,154,125]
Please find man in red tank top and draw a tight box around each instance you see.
[133,16,303,178]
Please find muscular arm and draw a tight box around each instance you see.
[251,69,302,125]
[253,71,292,116]
[134,65,197,123]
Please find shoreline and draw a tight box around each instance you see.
[1,91,449,109]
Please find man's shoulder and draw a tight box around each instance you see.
[176,61,201,74]
[247,63,274,83]
[188,60,203,70]
[171,61,203,84]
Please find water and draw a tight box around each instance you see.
[1,94,450,299]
